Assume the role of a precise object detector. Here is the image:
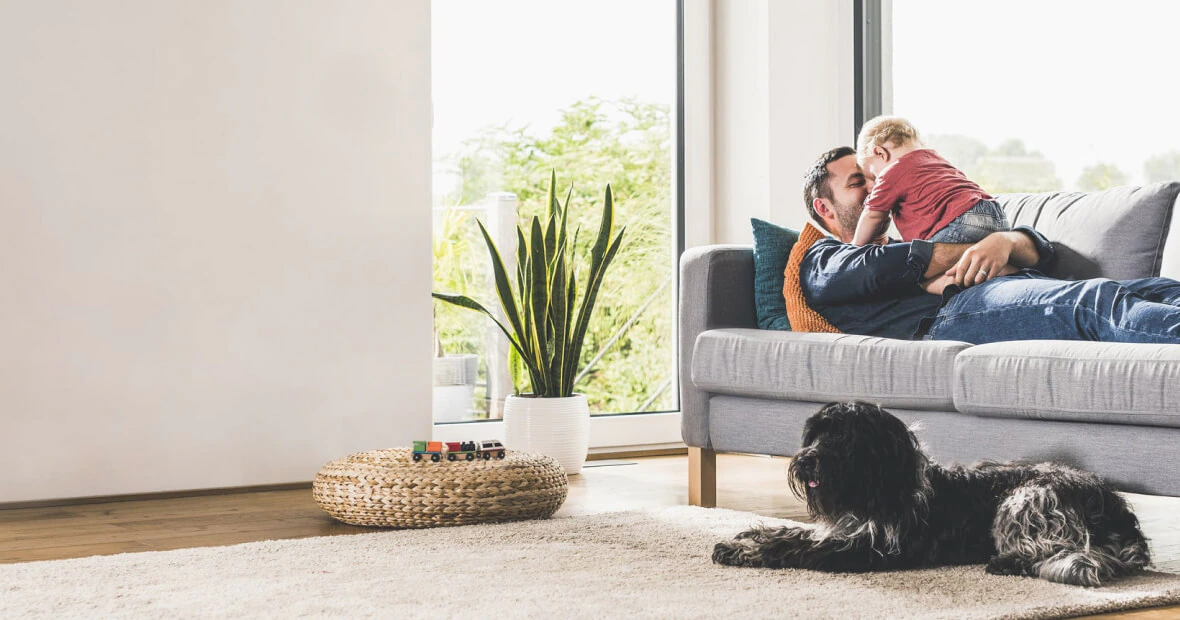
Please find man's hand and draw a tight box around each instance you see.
[948,234,1013,287]
[925,230,1040,288]
[947,262,1020,286]
[924,264,1019,296]
[925,263,1019,295]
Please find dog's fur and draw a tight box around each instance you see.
[711,402,1151,586]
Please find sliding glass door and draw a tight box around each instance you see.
[430,0,682,438]
[874,0,1180,193]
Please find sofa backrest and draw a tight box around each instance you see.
[995,182,1180,281]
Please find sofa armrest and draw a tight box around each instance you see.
[678,245,757,449]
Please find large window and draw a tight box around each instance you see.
[431,1,680,423]
[876,1,1180,194]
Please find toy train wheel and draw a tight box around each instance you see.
[466,453,474,461]
[482,452,491,460]
[447,454,456,461]
[431,454,440,462]
[413,453,422,462]
[496,451,506,459]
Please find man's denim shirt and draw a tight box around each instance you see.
[799,226,1055,340]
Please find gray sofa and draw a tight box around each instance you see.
[680,182,1180,504]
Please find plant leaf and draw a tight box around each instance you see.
[548,233,568,395]
[516,226,532,353]
[561,264,577,394]
[560,182,573,259]
[567,186,616,386]
[432,293,538,378]
[544,213,557,275]
[543,171,558,272]
[507,344,524,395]
[528,216,551,395]
[474,220,529,366]
[568,226,625,391]
[588,185,614,270]
[516,226,529,299]
[547,169,560,221]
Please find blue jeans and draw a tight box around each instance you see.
[923,272,1180,344]
[928,199,1011,244]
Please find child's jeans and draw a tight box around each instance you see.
[928,199,1011,244]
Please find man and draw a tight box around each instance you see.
[800,146,1180,344]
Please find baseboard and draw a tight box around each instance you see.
[1,449,692,511]
[0,482,313,511]
[587,447,687,460]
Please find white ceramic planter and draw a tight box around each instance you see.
[502,394,589,475]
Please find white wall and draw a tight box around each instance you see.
[0,0,432,503]
[710,0,854,244]
[712,0,771,244]
[682,0,716,249]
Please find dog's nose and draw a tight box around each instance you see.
[793,451,817,473]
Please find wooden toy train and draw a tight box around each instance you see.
[412,440,507,462]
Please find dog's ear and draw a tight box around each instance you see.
[803,401,844,444]
[826,401,859,415]
[814,402,845,420]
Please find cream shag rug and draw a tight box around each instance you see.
[3,506,1180,619]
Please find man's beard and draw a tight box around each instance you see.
[832,197,865,239]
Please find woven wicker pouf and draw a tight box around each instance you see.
[312,448,568,528]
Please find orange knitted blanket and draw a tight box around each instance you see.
[783,223,841,333]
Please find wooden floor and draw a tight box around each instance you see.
[2,454,1179,619]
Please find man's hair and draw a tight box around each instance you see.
[856,115,921,164]
[803,146,856,230]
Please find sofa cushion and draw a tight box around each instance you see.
[996,182,1180,281]
[691,328,971,410]
[750,218,798,331]
[783,223,840,333]
[954,341,1180,428]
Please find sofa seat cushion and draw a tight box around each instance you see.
[691,329,972,410]
[954,341,1180,428]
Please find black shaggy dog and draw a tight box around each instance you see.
[712,402,1150,587]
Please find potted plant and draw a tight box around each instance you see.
[432,171,624,475]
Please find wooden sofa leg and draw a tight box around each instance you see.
[688,447,717,508]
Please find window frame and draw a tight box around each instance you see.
[853,0,885,141]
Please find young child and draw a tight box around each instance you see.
[852,116,1010,246]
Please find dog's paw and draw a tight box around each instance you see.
[712,539,764,568]
[986,553,1033,577]
[1036,552,1105,587]
[734,525,805,544]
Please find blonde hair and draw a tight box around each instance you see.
[856,116,921,164]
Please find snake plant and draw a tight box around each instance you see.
[432,172,625,398]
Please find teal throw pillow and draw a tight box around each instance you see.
[750,218,799,331]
